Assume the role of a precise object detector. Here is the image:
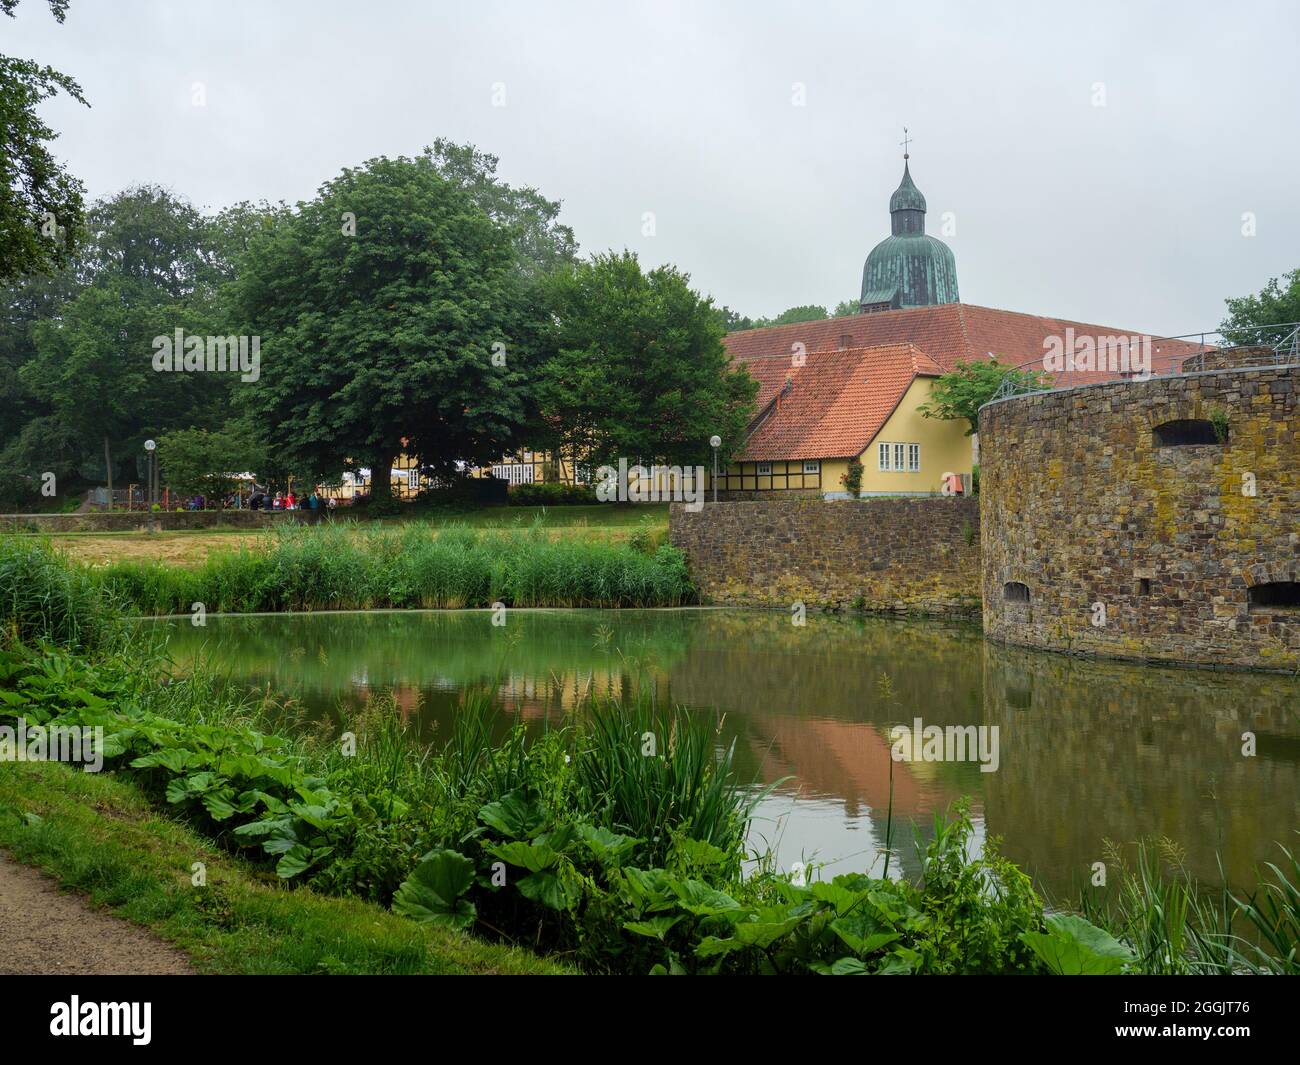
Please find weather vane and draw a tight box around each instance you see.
[900,127,912,160]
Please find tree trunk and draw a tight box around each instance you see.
[370,455,394,503]
[103,435,113,511]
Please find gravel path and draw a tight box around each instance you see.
[0,855,194,975]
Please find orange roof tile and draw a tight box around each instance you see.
[738,344,940,462]
[725,302,1205,385]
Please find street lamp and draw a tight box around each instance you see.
[709,435,721,504]
[144,439,157,512]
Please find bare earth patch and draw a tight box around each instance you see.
[0,855,194,975]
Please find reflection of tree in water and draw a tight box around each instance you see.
[981,641,1300,896]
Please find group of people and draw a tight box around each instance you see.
[248,489,337,512]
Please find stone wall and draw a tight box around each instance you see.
[0,510,312,533]
[979,365,1300,670]
[669,497,981,616]
[1181,345,1282,373]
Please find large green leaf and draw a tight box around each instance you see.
[1021,914,1135,975]
[578,823,641,867]
[517,870,575,911]
[275,844,315,879]
[830,911,900,956]
[624,915,683,940]
[392,849,477,929]
[477,791,548,839]
[671,878,744,917]
[487,839,561,873]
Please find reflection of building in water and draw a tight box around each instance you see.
[734,713,956,819]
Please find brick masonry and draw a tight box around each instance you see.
[669,497,982,616]
[979,365,1300,670]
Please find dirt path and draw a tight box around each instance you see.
[0,855,194,975]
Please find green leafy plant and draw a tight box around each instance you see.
[392,849,477,928]
[840,458,863,498]
[1022,914,1135,974]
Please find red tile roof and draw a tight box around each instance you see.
[739,344,941,461]
[725,302,1205,385]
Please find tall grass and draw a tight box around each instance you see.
[0,538,126,652]
[91,520,694,615]
[1075,836,1300,974]
[1232,836,1300,973]
[572,697,755,872]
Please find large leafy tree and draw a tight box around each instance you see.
[0,0,87,282]
[536,250,758,471]
[13,187,225,503]
[157,426,259,500]
[427,138,576,279]
[232,152,542,502]
[918,358,1051,435]
[1220,268,1300,346]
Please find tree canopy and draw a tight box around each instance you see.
[918,358,1051,435]
[0,0,87,283]
[1220,268,1300,345]
[232,152,544,502]
[535,251,757,471]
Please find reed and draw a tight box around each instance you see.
[86,521,694,615]
[0,538,126,652]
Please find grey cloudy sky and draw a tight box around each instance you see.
[7,0,1298,336]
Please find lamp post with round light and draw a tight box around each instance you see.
[709,435,721,504]
[143,439,157,512]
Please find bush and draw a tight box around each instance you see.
[508,482,596,506]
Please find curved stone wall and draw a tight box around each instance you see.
[978,366,1300,670]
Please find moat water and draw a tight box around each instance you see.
[155,608,1300,896]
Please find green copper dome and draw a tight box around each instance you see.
[860,159,959,311]
[889,162,927,213]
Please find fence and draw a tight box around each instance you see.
[987,321,1300,403]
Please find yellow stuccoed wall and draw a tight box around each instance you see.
[858,378,974,495]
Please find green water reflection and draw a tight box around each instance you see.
[154,608,1300,895]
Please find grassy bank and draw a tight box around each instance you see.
[0,761,568,975]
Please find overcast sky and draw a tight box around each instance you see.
[6,0,1297,336]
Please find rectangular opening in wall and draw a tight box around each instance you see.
[1152,419,1223,447]
[1137,578,1151,595]
[1248,581,1300,612]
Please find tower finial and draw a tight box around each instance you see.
[900,126,911,160]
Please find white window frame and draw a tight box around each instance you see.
[878,442,891,471]
[907,443,920,472]
[802,460,820,476]
[756,462,772,476]
[491,462,535,485]
[407,468,419,490]
[893,443,905,471]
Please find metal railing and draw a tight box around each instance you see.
[986,322,1300,404]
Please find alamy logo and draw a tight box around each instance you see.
[152,328,261,382]
[1042,328,1151,380]
[595,458,706,512]
[50,997,151,1045]
[0,719,104,772]
[889,718,1000,773]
